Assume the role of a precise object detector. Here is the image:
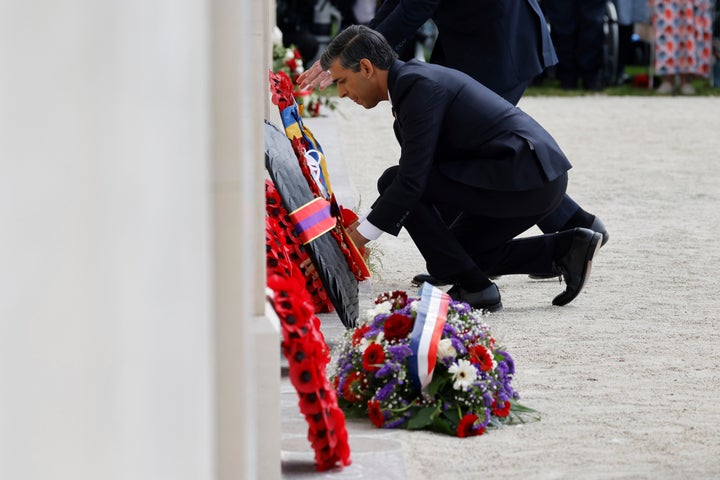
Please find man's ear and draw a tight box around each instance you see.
[359,58,374,79]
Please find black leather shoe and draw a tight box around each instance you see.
[528,265,562,280]
[552,227,602,306]
[447,284,503,312]
[590,216,609,247]
[529,216,609,281]
[411,273,448,287]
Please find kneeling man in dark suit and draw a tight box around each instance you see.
[322,25,602,310]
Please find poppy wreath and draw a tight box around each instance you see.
[269,70,370,283]
[266,179,333,313]
[267,268,351,471]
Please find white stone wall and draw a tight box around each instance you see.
[0,1,278,479]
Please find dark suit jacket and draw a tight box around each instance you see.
[369,0,557,96]
[367,60,572,236]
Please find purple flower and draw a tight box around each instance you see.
[450,336,467,355]
[497,350,515,375]
[376,379,398,402]
[384,417,407,428]
[443,323,458,337]
[388,344,413,362]
[376,362,397,377]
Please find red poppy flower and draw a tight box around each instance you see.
[383,313,414,341]
[298,391,323,415]
[289,358,321,393]
[314,408,351,470]
[469,344,494,372]
[457,413,483,438]
[367,400,385,427]
[268,70,295,111]
[329,408,352,465]
[492,399,511,418]
[362,343,385,372]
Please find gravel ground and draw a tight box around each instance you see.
[286,95,720,479]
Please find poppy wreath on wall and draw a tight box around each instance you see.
[266,70,370,328]
[270,70,369,283]
[266,252,351,471]
[264,119,360,328]
[265,179,333,313]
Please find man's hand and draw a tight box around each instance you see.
[347,223,369,249]
[297,61,334,91]
[299,257,319,279]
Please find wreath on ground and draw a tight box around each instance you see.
[332,285,540,437]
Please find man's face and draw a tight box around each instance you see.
[328,58,382,109]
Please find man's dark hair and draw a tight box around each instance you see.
[320,25,398,72]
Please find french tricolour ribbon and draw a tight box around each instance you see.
[288,197,337,244]
[408,283,450,398]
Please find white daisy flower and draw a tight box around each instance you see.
[448,359,478,391]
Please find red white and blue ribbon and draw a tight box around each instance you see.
[408,283,450,398]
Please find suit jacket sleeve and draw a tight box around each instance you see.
[368,0,441,51]
[367,75,447,236]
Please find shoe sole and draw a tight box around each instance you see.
[552,232,602,306]
[483,301,503,313]
[410,279,449,287]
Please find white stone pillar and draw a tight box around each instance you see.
[0,0,279,478]
[211,0,280,479]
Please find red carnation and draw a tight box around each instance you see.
[469,344,494,372]
[375,290,408,310]
[362,343,385,372]
[367,400,385,428]
[457,413,484,438]
[341,371,366,403]
[352,324,371,346]
[383,313,414,341]
[492,399,511,418]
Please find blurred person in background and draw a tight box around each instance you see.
[277,0,320,65]
[542,0,607,90]
[650,0,713,95]
[613,0,651,84]
[335,0,378,28]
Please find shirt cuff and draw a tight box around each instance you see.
[356,215,384,241]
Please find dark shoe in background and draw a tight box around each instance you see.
[552,228,602,306]
[447,284,503,312]
[411,273,448,287]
